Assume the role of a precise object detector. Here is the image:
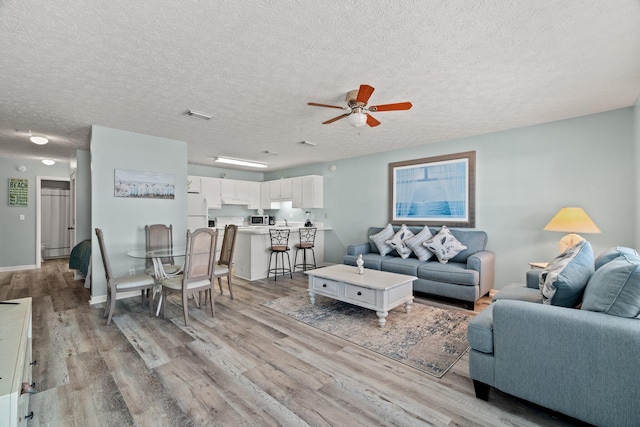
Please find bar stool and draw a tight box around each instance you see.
[267,229,293,281]
[294,227,317,272]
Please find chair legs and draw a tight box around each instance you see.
[294,247,316,272]
[217,274,234,299]
[268,250,292,281]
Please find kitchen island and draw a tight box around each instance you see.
[233,223,330,281]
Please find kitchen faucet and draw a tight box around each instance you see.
[284,218,288,227]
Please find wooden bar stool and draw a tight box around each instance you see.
[267,229,293,281]
[294,227,317,272]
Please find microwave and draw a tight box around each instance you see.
[249,215,269,226]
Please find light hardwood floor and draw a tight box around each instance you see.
[0,259,589,427]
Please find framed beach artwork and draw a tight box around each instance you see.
[114,169,176,199]
[388,151,476,228]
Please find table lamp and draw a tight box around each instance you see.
[544,207,601,252]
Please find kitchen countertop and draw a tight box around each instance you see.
[236,222,331,234]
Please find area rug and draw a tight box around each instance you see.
[262,293,472,378]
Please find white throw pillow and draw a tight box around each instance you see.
[369,224,395,255]
[385,225,415,259]
[405,226,434,261]
[423,226,467,264]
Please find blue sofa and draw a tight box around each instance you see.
[467,244,640,427]
[344,225,495,309]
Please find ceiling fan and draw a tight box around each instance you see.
[307,84,412,128]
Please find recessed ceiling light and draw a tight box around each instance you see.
[185,109,213,120]
[42,159,55,166]
[214,156,267,168]
[30,135,49,145]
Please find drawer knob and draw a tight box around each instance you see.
[25,411,34,420]
[357,291,362,296]
[322,283,327,287]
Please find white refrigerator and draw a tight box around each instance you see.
[187,193,208,230]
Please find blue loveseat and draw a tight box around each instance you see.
[467,243,640,427]
[344,225,495,309]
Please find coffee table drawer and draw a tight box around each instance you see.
[344,284,376,305]
[311,277,339,296]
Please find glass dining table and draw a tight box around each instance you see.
[127,247,186,316]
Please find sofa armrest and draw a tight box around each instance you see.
[525,269,542,289]
[492,300,640,425]
[467,250,495,297]
[347,242,372,256]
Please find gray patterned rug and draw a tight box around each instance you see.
[262,293,472,378]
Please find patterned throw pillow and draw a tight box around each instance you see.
[385,225,415,259]
[405,226,434,261]
[423,226,467,264]
[369,224,395,255]
[540,240,594,307]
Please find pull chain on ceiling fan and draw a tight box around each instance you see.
[307,84,412,128]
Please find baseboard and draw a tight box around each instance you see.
[89,290,142,306]
[0,264,36,272]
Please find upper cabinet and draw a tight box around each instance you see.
[292,175,324,208]
[269,178,292,201]
[220,179,251,205]
[248,181,261,209]
[187,175,201,194]
[201,177,221,209]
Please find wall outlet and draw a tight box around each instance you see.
[129,268,135,276]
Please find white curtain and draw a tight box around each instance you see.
[41,188,71,258]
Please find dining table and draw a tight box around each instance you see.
[127,247,186,316]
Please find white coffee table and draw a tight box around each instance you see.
[305,264,416,327]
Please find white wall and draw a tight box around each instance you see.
[276,107,636,290]
[90,126,187,302]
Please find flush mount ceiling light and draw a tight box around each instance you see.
[41,159,55,166]
[29,134,49,145]
[348,109,368,127]
[185,109,213,120]
[214,156,267,169]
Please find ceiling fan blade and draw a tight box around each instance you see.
[368,102,413,112]
[322,113,351,125]
[307,102,346,109]
[356,84,375,105]
[365,113,381,127]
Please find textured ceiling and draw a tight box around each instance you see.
[1,0,639,171]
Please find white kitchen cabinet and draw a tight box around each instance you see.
[201,177,221,209]
[260,181,271,209]
[220,179,250,204]
[269,178,292,201]
[0,297,33,427]
[292,175,323,208]
[248,181,261,209]
[187,175,201,194]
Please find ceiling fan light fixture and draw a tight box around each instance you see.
[30,135,49,145]
[349,111,367,128]
[214,156,267,169]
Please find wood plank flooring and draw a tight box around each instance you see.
[0,259,590,426]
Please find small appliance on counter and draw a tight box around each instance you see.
[208,219,216,227]
[249,215,269,226]
[304,211,312,227]
[268,216,276,225]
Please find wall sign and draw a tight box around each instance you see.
[9,178,29,206]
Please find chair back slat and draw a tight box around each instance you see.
[94,228,114,283]
[145,224,174,267]
[299,228,317,245]
[218,225,238,267]
[183,228,217,284]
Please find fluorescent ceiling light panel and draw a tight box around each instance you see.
[214,156,267,168]
[186,109,213,120]
[30,135,49,144]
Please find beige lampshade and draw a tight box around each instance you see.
[544,207,601,252]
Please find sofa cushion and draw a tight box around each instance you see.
[582,253,640,318]
[380,257,423,276]
[404,226,434,261]
[594,246,639,270]
[417,262,478,286]
[424,226,467,264]
[385,224,414,259]
[492,284,543,304]
[539,240,594,307]
[467,303,494,354]
[369,223,395,255]
[447,229,488,263]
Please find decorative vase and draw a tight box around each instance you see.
[356,254,364,275]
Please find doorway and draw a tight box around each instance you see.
[36,176,71,267]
